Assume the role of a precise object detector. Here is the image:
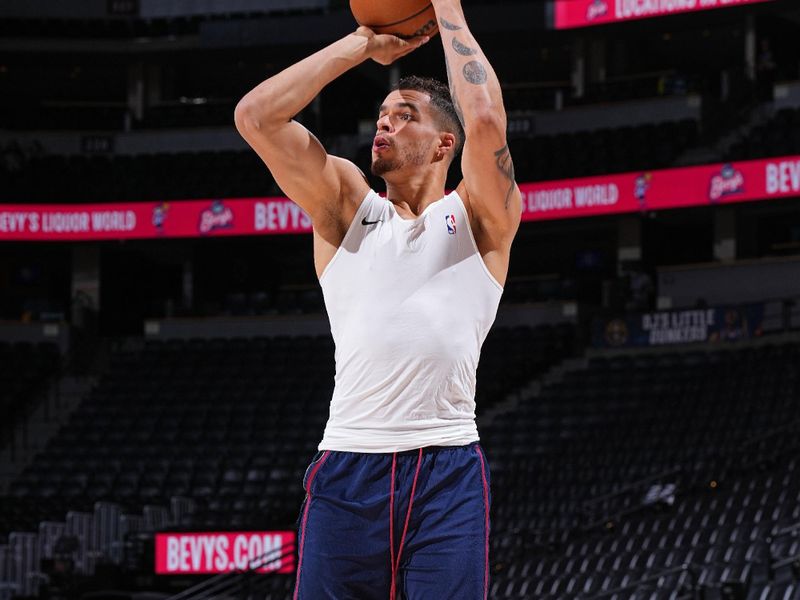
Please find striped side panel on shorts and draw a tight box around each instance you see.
[293,450,331,600]
[474,445,490,600]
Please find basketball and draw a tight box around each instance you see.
[349,0,439,39]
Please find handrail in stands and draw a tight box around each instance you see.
[741,418,800,449]
[581,467,683,513]
[586,563,699,599]
[766,519,800,579]
[579,468,684,532]
[769,552,800,580]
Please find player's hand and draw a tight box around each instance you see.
[354,26,429,66]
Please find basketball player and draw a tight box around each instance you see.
[234,0,520,597]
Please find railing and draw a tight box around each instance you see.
[766,520,800,580]
[769,552,800,582]
[580,468,683,530]
[587,563,699,599]
[739,418,800,470]
[3,329,105,464]
[4,365,61,464]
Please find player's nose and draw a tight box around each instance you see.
[376,113,392,132]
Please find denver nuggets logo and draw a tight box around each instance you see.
[605,319,628,347]
[445,214,456,235]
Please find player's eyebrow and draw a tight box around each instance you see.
[378,102,421,114]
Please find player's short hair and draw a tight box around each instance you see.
[393,75,465,157]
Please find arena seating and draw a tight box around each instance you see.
[0,324,576,597]
[482,340,800,599]
[0,341,60,449]
[134,103,234,130]
[509,119,699,183]
[0,106,130,133]
[501,72,694,113]
[726,107,800,162]
[0,102,240,132]
[0,150,279,204]
[351,118,700,193]
[2,325,574,526]
[221,286,324,317]
[3,332,799,599]
[0,117,699,205]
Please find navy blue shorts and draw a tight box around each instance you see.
[292,443,492,600]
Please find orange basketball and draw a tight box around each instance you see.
[350,0,438,40]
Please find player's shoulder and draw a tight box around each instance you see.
[328,155,371,207]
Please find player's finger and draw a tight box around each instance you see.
[397,35,429,56]
[402,35,430,49]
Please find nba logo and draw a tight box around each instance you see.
[445,214,456,235]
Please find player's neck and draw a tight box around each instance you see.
[383,169,447,217]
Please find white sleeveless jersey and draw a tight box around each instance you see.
[317,189,503,452]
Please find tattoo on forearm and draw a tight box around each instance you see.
[440,17,462,30]
[494,144,517,209]
[462,61,488,85]
[452,38,477,56]
[443,54,465,127]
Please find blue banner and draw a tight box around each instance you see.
[593,304,765,348]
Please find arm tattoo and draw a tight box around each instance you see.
[452,38,477,56]
[443,54,465,127]
[462,61,488,85]
[494,144,517,209]
[440,17,462,30]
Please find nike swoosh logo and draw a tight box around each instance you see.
[361,217,382,225]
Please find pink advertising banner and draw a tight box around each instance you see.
[519,155,800,221]
[554,0,774,29]
[154,531,296,575]
[1,154,799,240]
[0,197,312,241]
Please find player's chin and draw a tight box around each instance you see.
[371,158,394,177]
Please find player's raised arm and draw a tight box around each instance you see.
[432,0,521,232]
[233,28,428,222]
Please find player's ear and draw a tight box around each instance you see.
[436,132,456,162]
